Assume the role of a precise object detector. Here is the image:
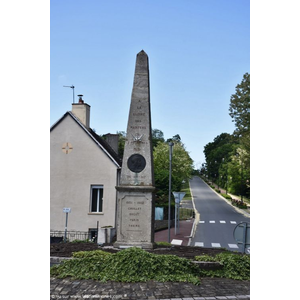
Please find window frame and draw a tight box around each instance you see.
[90,185,104,213]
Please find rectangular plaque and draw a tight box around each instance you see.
[120,195,149,240]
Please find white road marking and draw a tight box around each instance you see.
[199,221,205,223]
[220,220,226,223]
[171,239,183,245]
[194,242,204,247]
[228,244,239,249]
[209,220,215,223]
[230,221,237,224]
[211,243,221,248]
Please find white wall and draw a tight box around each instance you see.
[50,115,119,242]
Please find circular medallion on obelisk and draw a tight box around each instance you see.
[127,154,146,173]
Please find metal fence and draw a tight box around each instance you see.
[50,231,92,243]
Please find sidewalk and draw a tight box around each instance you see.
[154,219,194,246]
[50,277,250,299]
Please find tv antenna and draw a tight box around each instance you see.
[63,85,75,103]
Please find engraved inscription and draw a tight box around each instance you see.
[130,126,146,129]
[120,195,148,235]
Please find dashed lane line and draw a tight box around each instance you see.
[194,242,239,249]
[199,220,240,224]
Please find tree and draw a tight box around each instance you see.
[153,140,193,204]
[116,131,126,159]
[152,128,165,147]
[203,133,236,181]
[228,73,250,197]
[167,134,181,144]
[202,73,250,200]
[229,72,250,139]
[226,147,250,198]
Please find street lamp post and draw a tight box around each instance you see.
[241,160,244,203]
[222,157,228,195]
[236,153,244,203]
[168,142,174,243]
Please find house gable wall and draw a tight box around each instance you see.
[50,114,118,235]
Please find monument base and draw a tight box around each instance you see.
[113,241,154,249]
[114,185,155,250]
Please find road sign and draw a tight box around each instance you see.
[63,208,71,242]
[172,192,186,235]
[173,192,186,204]
[233,222,250,254]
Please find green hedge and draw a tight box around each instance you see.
[51,247,201,285]
[221,193,232,200]
[195,252,250,280]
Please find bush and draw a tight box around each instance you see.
[71,239,92,243]
[221,193,232,200]
[51,247,201,285]
[72,250,111,259]
[231,199,248,209]
[155,241,172,247]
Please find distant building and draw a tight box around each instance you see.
[50,96,121,243]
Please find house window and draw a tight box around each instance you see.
[90,185,103,213]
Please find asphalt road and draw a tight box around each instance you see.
[190,176,250,253]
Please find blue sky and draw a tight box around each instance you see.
[50,0,250,167]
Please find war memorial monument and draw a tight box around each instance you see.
[114,50,155,249]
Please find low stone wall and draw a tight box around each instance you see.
[50,256,72,266]
[192,260,223,270]
[154,220,174,231]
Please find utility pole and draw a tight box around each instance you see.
[168,142,174,243]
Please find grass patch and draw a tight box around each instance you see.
[181,180,192,200]
[221,193,232,200]
[155,241,172,247]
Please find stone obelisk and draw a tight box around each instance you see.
[114,50,155,249]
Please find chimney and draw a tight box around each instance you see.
[103,133,119,154]
[72,94,90,128]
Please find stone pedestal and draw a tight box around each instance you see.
[114,186,155,249]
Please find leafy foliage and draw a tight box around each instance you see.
[221,193,232,200]
[153,140,193,204]
[152,128,165,147]
[195,252,250,280]
[116,131,126,159]
[229,72,250,138]
[155,241,172,246]
[202,73,250,199]
[72,250,111,259]
[51,247,201,285]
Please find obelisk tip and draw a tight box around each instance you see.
[138,49,147,56]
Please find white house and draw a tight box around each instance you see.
[50,97,121,243]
